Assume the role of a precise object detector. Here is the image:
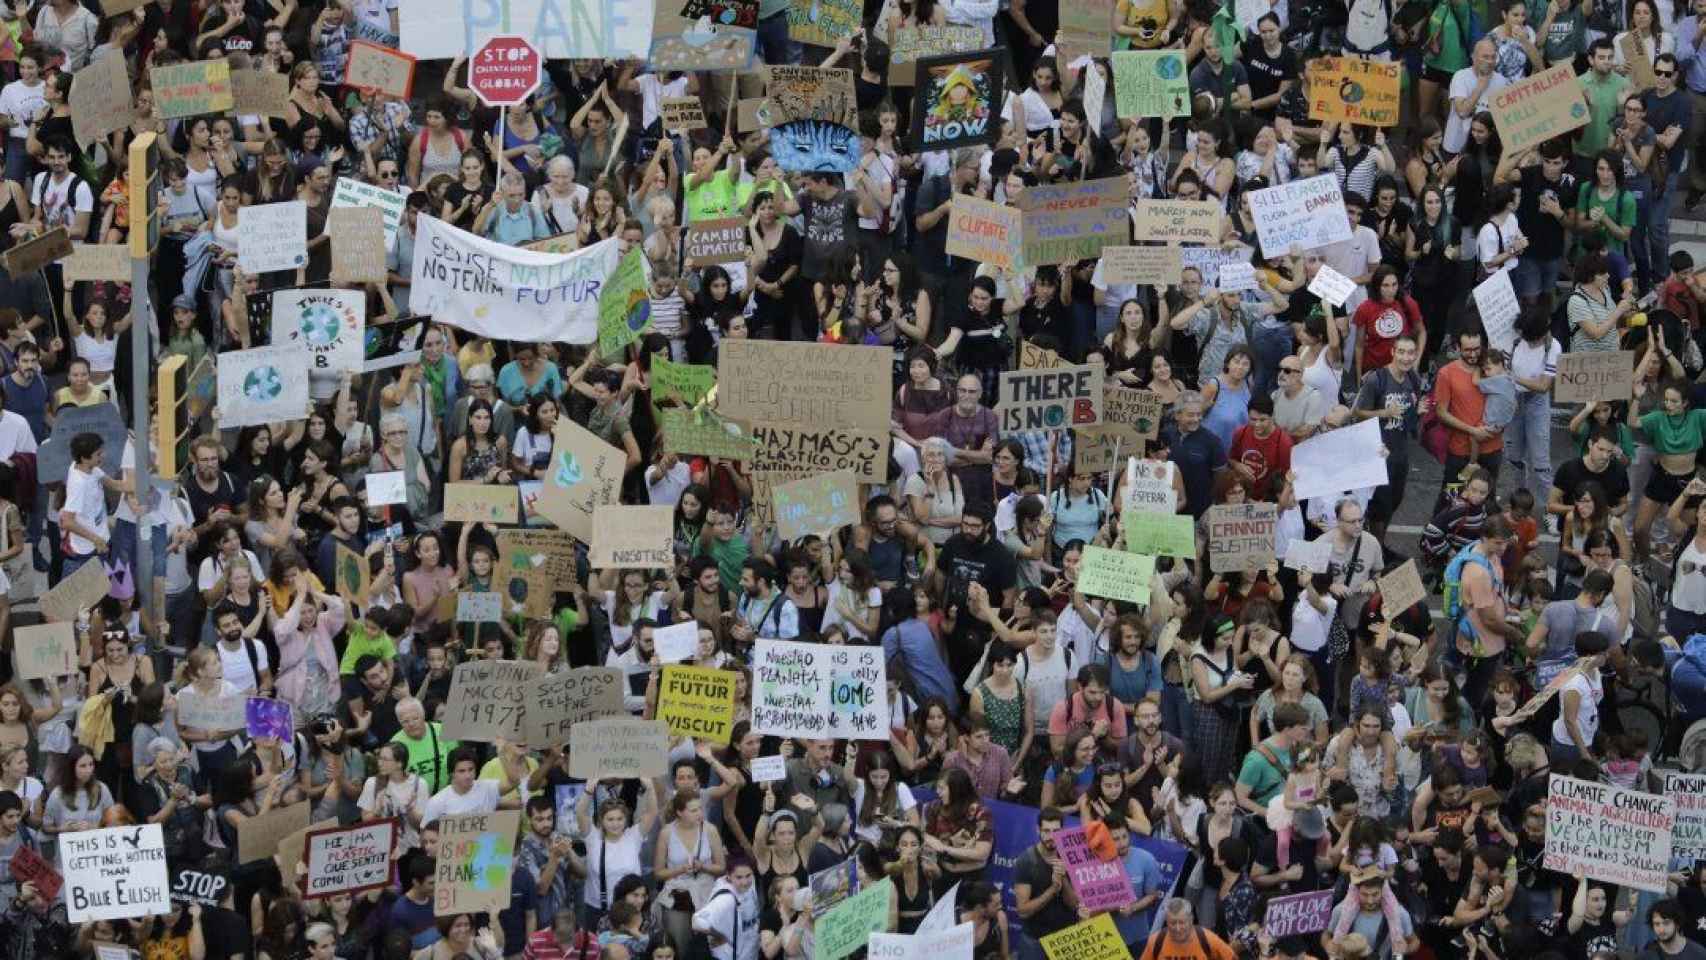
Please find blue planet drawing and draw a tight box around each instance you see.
[299,304,342,347]
[243,366,284,402]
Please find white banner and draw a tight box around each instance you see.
[272,289,364,375]
[1291,418,1387,502]
[751,639,888,741]
[61,825,171,922]
[217,345,310,428]
[410,216,621,345]
[399,0,653,60]
[869,923,975,960]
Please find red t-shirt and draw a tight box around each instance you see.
[1228,423,1292,499]
[1435,359,1502,457]
[1353,295,1424,371]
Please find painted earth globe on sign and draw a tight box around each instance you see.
[299,304,342,347]
[1155,55,1183,79]
[243,366,284,403]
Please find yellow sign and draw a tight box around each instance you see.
[1040,914,1130,960]
[1305,56,1401,127]
[657,665,738,745]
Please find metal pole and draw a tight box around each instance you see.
[131,253,153,607]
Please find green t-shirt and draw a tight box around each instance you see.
[1573,183,1636,255]
[1424,0,1470,73]
[1576,70,1631,157]
[339,621,397,676]
[685,168,739,224]
[1638,408,1706,455]
[1236,742,1292,805]
[701,533,751,595]
[392,723,458,793]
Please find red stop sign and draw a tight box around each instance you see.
[468,36,541,108]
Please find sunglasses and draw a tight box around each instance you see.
[1656,70,1677,77]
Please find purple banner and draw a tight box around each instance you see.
[246,696,293,741]
[1263,889,1335,938]
[1052,825,1136,912]
[1130,835,1192,897]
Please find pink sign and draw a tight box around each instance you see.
[1051,825,1135,912]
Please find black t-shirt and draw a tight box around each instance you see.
[1241,40,1298,109]
[200,905,254,960]
[1552,457,1631,511]
[1354,366,1423,449]
[1013,846,1078,938]
[798,190,860,282]
[341,679,402,746]
[185,471,244,527]
[1518,166,1576,260]
[1568,912,1619,960]
[937,533,1017,678]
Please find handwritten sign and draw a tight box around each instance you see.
[1248,175,1351,258]
[1039,913,1127,960]
[536,419,626,540]
[1667,772,1706,861]
[568,716,670,779]
[12,622,75,680]
[230,68,289,117]
[1101,244,1183,285]
[150,60,233,119]
[61,244,131,283]
[345,41,416,98]
[169,866,227,907]
[1264,889,1335,938]
[1554,351,1634,403]
[1292,419,1387,501]
[332,177,407,247]
[1125,512,1196,559]
[303,820,396,898]
[1490,64,1589,156]
[60,825,171,923]
[40,556,114,624]
[1123,457,1176,515]
[772,469,859,541]
[523,667,625,746]
[238,800,310,865]
[1131,199,1222,244]
[751,755,787,782]
[996,364,1104,433]
[442,660,540,743]
[652,355,717,407]
[4,227,71,278]
[1475,271,1521,352]
[70,52,132,148]
[495,527,576,617]
[435,811,520,916]
[658,665,739,744]
[1018,177,1128,266]
[272,289,364,374]
[1377,559,1427,616]
[888,24,983,84]
[456,592,503,623]
[719,340,891,432]
[589,505,674,568]
[1077,546,1154,604]
[1111,50,1190,119]
[869,923,976,960]
[1206,502,1277,573]
[752,639,887,740]
[443,483,519,524]
[328,206,388,284]
[1053,825,1136,912]
[816,878,895,960]
[661,95,707,131]
[662,408,755,460]
[1304,57,1401,126]
[946,195,1021,271]
[236,201,307,273]
[1217,262,1257,293]
[176,689,246,732]
[1545,773,1673,893]
[364,470,406,507]
[9,844,61,902]
[1284,537,1335,573]
[684,217,747,266]
[1307,264,1357,307]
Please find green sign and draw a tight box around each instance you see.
[660,408,757,460]
[597,247,652,358]
[1124,512,1196,559]
[1077,546,1155,604]
[815,878,893,960]
[1112,50,1190,119]
[652,353,716,407]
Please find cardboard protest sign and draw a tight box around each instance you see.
[272,289,364,374]
[61,244,131,283]
[40,557,114,624]
[230,68,289,117]
[1247,175,1351,257]
[9,844,61,902]
[12,622,75,680]
[568,716,670,779]
[1545,774,1674,893]
[150,60,233,119]
[4,227,71,278]
[60,825,171,922]
[442,659,541,742]
[328,206,388,284]
[1181,245,1255,288]
[662,408,757,460]
[785,0,860,46]
[237,201,308,273]
[303,820,397,898]
[333,542,371,607]
[456,592,504,623]
[1206,502,1277,573]
[1018,177,1128,265]
[1264,890,1334,938]
[996,363,1104,432]
[816,878,895,960]
[772,469,859,541]
[1377,559,1427,616]
[684,217,747,266]
[435,811,521,916]
[910,49,1004,151]
[175,687,247,732]
[443,483,519,524]
[536,419,625,539]
[719,340,891,432]
[70,52,132,148]
[245,697,293,741]
[1101,244,1183,284]
[661,95,707,131]
[1554,351,1634,403]
[1131,199,1222,244]
[765,65,858,128]
[238,801,311,864]
[1039,913,1126,960]
[345,41,416,98]
[332,177,407,248]
[495,528,577,617]
[523,666,626,746]
[168,866,228,907]
[648,27,758,72]
[590,505,675,568]
[37,399,125,481]
[364,471,406,507]
[752,639,888,740]
[1292,419,1387,501]
[1111,50,1190,119]
[1304,56,1401,126]
[1667,772,1706,860]
[1124,457,1177,514]
[1473,270,1520,351]
[657,665,739,744]
[946,194,1021,270]
[597,246,654,357]
[1491,63,1590,156]
[1125,512,1196,559]
[889,24,983,84]
[1053,824,1135,912]
[1077,545,1154,604]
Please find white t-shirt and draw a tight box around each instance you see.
[1477,216,1524,275]
[1289,591,1339,654]
[61,464,107,555]
[422,778,500,825]
[30,170,94,233]
[0,409,37,461]
[821,580,883,642]
[1551,670,1603,747]
[850,780,918,844]
[1444,68,1509,154]
[216,636,270,695]
[0,79,44,139]
[645,460,692,506]
[1510,337,1562,394]
[1019,641,1072,733]
[583,825,646,908]
[350,0,398,35]
[196,548,265,591]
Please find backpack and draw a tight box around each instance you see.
[1441,542,1495,625]
[31,170,95,243]
[1142,925,1214,960]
